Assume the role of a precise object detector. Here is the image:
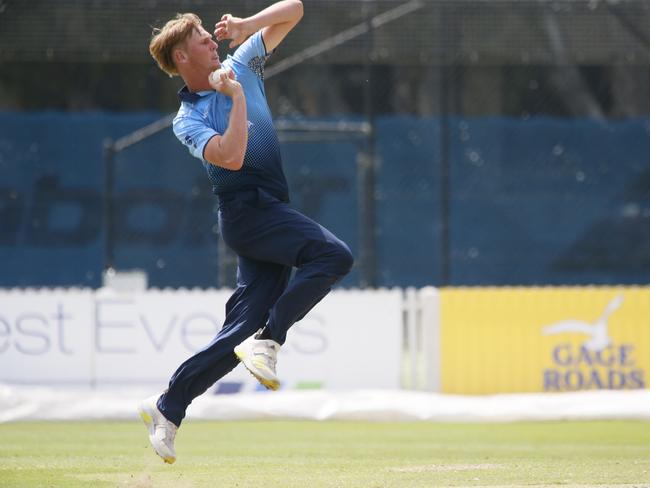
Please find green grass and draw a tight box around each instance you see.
[1,420,649,487]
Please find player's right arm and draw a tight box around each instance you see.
[203,69,248,170]
[174,69,248,171]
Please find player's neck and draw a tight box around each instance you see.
[181,70,213,93]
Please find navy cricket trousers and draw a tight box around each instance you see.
[158,188,353,426]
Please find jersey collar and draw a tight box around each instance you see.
[177,85,213,103]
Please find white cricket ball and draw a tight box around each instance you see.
[210,68,227,84]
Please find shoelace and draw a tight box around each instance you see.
[156,421,177,445]
[253,344,277,370]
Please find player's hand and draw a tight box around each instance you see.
[214,14,250,49]
[208,68,243,98]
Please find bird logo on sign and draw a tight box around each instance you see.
[541,295,624,352]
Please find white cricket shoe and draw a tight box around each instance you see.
[234,330,281,391]
[138,395,177,464]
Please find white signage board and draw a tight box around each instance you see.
[0,289,94,384]
[0,288,403,391]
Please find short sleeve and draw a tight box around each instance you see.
[173,113,219,161]
[230,31,271,78]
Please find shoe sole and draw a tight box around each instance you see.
[234,346,280,391]
[138,404,176,464]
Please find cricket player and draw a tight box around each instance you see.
[139,0,353,464]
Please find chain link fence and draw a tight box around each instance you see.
[1,0,649,287]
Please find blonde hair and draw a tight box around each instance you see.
[149,13,202,77]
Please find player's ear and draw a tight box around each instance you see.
[173,47,188,65]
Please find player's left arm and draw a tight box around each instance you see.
[214,0,303,52]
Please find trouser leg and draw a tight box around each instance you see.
[221,200,354,346]
[265,237,353,344]
[158,257,291,426]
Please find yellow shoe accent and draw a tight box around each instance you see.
[140,411,152,425]
[163,456,176,464]
[261,378,280,391]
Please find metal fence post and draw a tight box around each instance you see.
[102,138,116,275]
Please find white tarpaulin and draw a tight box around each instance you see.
[1,385,650,423]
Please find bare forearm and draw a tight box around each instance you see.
[242,0,303,33]
[205,93,248,170]
[221,93,248,167]
[214,0,302,50]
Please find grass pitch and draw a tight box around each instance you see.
[1,420,649,487]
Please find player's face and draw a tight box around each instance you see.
[185,26,220,71]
